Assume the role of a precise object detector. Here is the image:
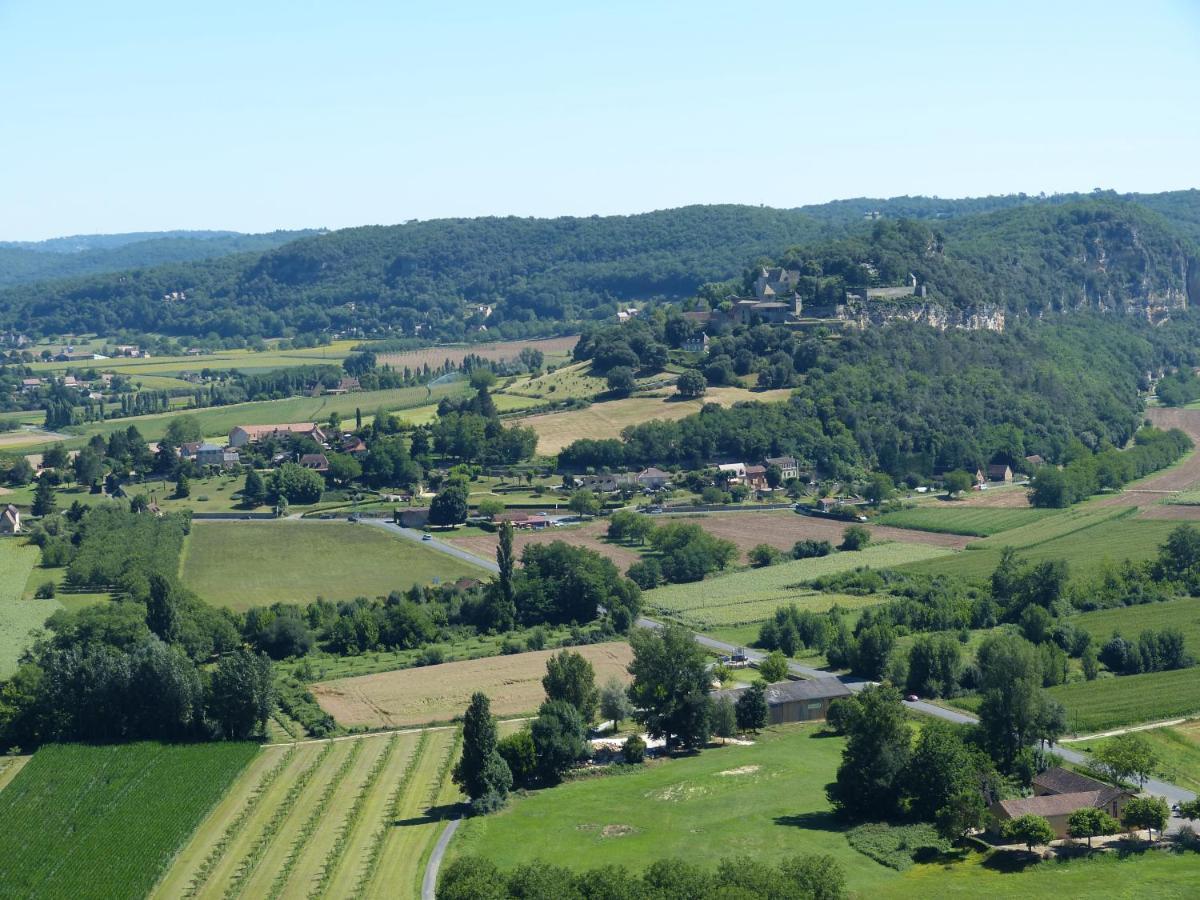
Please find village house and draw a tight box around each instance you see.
[0,504,21,535]
[20,377,43,394]
[987,463,1014,483]
[1025,454,1045,468]
[989,767,1133,840]
[494,511,547,530]
[228,423,326,448]
[178,441,204,461]
[712,677,851,725]
[325,376,361,395]
[196,443,240,468]
[341,436,368,458]
[681,333,709,353]
[744,464,769,491]
[299,453,330,473]
[763,455,800,481]
[636,467,671,491]
[575,473,637,493]
[717,462,746,484]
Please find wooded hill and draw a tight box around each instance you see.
[0,191,1196,342]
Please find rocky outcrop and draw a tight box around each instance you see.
[840,300,1006,332]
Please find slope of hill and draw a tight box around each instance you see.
[0,193,1196,342]
[0,230,322,288]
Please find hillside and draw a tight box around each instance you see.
[0,230,321,288]
[0,193,1196,342]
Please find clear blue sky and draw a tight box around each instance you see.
[1,0,1198,240]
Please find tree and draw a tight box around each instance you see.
[530,699,589,782]
[453,692,512,807]
[943,469,973,497]
[735,681,768,733]
[627,624,712,751]
[429,480,469,527]
[605,366,637,396]
[206,649,274,739]
[435,856,507,900]
[163,415,202,446]
[1093,733,1159,787]
[496,730,537,788]
[1177,797,1200,820]
[241,468,266,507]
[749,543,780,567]
[599,676,632,731]
[568,489,601,518]
[6,456,34,486]
[485,520,517,631]
[1081,645,1100,681]
[42,443,69,470]
[477,497,505,520]
[758,650,789,682]
[1067,806,1120,848]
[1122,795,1170,841]
[936,789,988,843]
[145,574,181,644]
[31,477,56,517]
[626,558,662,589]
[675,370,707,399]
[1157,523,1200,585]
[542,650,599,722]
[622,733,646,764]
[325,453,361,486]
[839,525,870,551]
[1001,814,1056,852]
[827,685,912,819]
[976,633,1046,768]
[712,695,737,739]
[174,473,190,499]
[863,473,894,505]
[73,447,103,488]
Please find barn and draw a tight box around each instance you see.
[713,678,851,724]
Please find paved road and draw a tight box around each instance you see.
[361,518,499,573]
[421,819,461,900]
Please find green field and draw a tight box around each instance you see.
[27,341,362,378]
[153,728,462,899]
[1074,597,1200,649]
[877,506,1060,537]
[901,507,1177,580]
[644,543,952,630]
[181,520,488,610]
[451,724,898,895]
[1070,720,1200,792]
[1044,667,1200,732]
[0,541,53,678]
[0,742,258,900]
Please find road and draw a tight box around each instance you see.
[421,819,461,900]
[361,518,500,573]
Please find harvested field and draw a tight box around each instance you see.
[445,520,643,571]
[0,429,65,448]
[376,335,576,370]
[312,641,634,728]
[513,387,793,455]
[1138,504,1200,520]
[1091,407,1200,506]
[925,485,1033,508]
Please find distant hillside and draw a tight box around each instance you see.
[0,230,322,288]
[0,193,1196,342]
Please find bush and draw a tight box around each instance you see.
[846,823,950,871]
[748,544,781,567]
[840,525,871,551]
[626,558,663,590]
[792,539,833,559]
[34,581,56,599]
[622,733,646,764]
[420,645,446,666]
[497,730,538,788]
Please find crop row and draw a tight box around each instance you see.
[264,740,365,900]
[353,732,430,897]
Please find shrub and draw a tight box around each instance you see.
[748,544,781,567]
[34,581,56,599]
[622,733,646,764]
[792,539,833,559]
[847,823,950,870]
[840,525,871,551]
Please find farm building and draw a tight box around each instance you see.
[228,423,326,447]
[987,463,1014,483]
[299,453,330,473]
[636,467,671,490]
[712,678,851,724]
[0,504,20,535]
[989,767,1132,839]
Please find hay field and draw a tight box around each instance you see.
[376,335,576,369]
[312,641,633,728]
[514,386,793,455]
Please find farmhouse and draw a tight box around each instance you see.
[228,423,326,447]
[989,767,1133,840]
[763,455,800,481]
[0,504,21,535]
[636,467,671,490]
[196,443,240,468]
[744,464,769,491]
[1025,454,1045,467]
[299,453,330,473]
[341,436,368,457]
[681,333,709,353]
[717,462,746,483]
[712,678,851,724]
[987,463,1014,483]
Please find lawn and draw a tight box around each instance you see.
[1044,667,1200,732]
[900,507,1177,580]
[180,520,488,610]
[512,384,794,455]
[451,724,898,895]
[876,506,1061,537]
[644,543,952,630]
[152,729,462,900]
[0,741,258,900]
[311,641,633,727]
[1070,720,1200,793]
[0,540,53,678]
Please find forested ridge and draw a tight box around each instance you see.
[0,192,1196,342]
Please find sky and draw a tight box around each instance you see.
[1,0,1198,240]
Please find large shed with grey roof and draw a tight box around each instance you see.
[712,678,851,724]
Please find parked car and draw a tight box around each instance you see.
[422,533,433,541]
[904,694,919,702]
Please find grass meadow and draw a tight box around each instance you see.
[0,742,258,900]
[644,543,952,630]
[180,521,487,610]
[0,540,51,678]
[877,506,1061,537]
[152,728,463,900]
